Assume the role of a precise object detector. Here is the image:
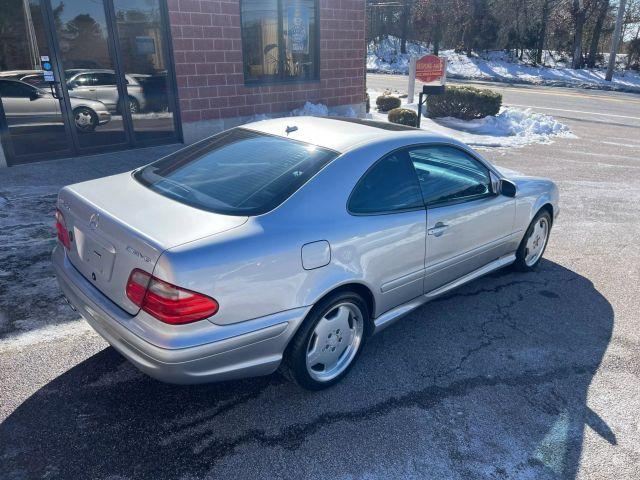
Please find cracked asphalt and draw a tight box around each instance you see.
[1,80,639,479]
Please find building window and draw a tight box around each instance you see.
[241,0,319,85]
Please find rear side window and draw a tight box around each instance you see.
[348,151,423,215]
[135,128,338,216]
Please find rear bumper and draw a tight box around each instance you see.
[52,245,308,384]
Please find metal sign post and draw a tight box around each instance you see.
[408,57,417,104]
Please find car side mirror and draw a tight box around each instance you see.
[29,90,41,101]
[500,179,517,198]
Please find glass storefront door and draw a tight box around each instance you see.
[113,0,177,144]
[0,0,72,159]
[49,0,128,150]
[0,0,181,165]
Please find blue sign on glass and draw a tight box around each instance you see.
[287,6,309,54]
[40,56,55,82]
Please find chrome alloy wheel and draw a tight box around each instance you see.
[306,302,364,382]
[525,216,549,267]
[75,109,93,129]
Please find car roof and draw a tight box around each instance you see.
[242,116,458,153]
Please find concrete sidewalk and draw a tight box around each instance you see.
[0,144,181,338]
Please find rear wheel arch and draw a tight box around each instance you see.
[305,282,376,335]
[281,285,373,389]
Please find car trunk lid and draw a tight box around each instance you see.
[57,172,248,314]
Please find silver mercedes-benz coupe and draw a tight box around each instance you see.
[53,116,558,390]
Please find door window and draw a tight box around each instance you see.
[71,74,95,87]
[408,146,493,207]
[52,0,127,149]
[0,80,36,98]
[0,0,179,165]
[349,152,424,215]
[113,0,177,141]
[93,72,117,86]
[0,0,70,160]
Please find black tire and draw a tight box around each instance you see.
[128,96,140,114]
[282,291,369,390]
[73,107,98,133]
[513,209,552,272]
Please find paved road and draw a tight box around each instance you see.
[1,80,639,479]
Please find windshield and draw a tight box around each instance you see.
[135,128,338,216]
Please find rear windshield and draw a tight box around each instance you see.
[134,128,338,216]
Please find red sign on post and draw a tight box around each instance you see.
[416,55,446,83]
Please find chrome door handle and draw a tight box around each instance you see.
[428,222,449,236]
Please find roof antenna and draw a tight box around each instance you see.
[285,125,298,135]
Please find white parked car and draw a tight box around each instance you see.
[0,79,110,132]
[65,69,146,114]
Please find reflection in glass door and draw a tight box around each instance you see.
[113,0,177,143]
[0,0,180,165]
[50,0,128,150]
[0,0,71,159]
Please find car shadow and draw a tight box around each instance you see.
[0,260,613,479]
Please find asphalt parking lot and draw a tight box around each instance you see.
[1,80,639,479]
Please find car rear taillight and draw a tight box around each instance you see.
[55,208,71,250]
[125,269,219,324]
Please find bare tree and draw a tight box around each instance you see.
[572,0,588,68]
[586,0,611,68]
[400,0,413,54]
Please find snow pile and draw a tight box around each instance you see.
[291,101,358,118]
[367,36,640,92]
[292,101,329,116]
[368,90,574,148]
[438,107,571,138]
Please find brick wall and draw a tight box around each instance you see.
[167,0,365,124]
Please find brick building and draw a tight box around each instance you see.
[0,0,366,166]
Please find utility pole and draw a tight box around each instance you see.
[606,0,627,81]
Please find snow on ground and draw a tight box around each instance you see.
[367,36,430,75]
[0,185,80,339]
[368,36,640,92]
[0,145,181,345]
[368,90,574,148]
[0,320,93,353]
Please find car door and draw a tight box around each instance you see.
[348,150,427,314]
[92,72,119,111]
[67,73,97,102]
[0,80,31,126]
[0,80,58,127]
[407,145,516,293]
